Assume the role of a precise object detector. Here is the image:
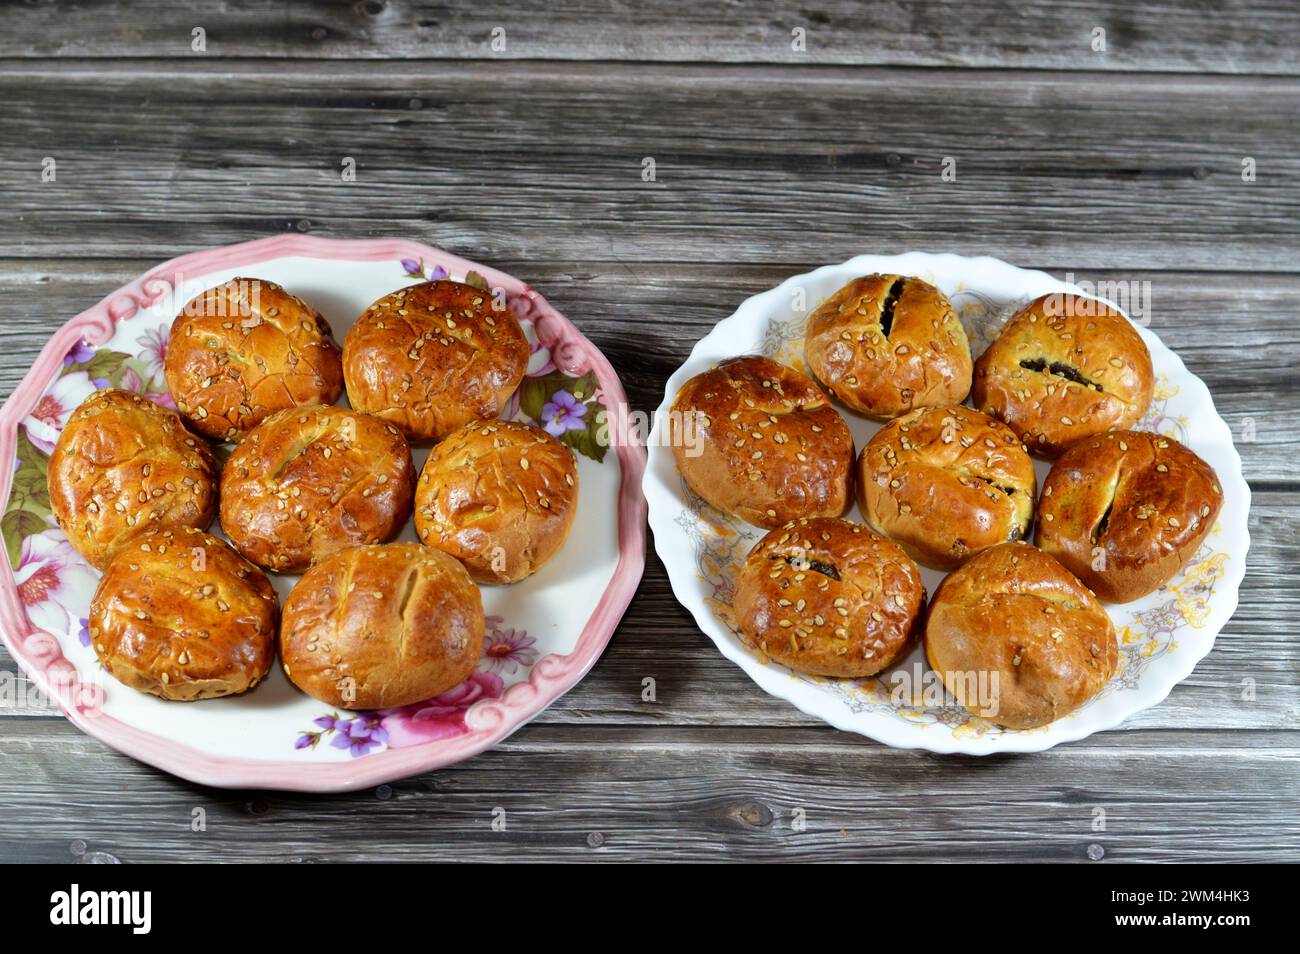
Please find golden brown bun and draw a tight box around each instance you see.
[669,355,853,529]
[48,389,218,570]
[972,293,1153,458]
[164,278,343,441]
[414,420,578,584]
[342,281,529,443]
[733,517,924,677]
[924,542,1118,729]
[857,405,1036,570]
[220,405,415,572]
[804,274,972,419]
[280,543,484,710]
[88,527,278,701]
[1036,430,1222,603]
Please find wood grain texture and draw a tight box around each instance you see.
[0,720,1296,862]
[0,62,1298,271]
[3,1,1300,75]
[0,11,1297,860]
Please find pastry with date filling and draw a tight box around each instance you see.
[220,404,415,573]
[165,278,343,442]
[669,355,853,530]
[1035,430,1222,603]
[48,389,218,571]
[925,542,1118,729]
[343,280,529,444]
[857,404,1036,571]
[804,274,972,419]
[732,516,924,677]
[88,527,278,701]
[972,292,1153,458]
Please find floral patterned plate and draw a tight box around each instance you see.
[0,235,646,791]
[644,252,1249,754]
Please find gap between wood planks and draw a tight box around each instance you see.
[0,58,1299,89]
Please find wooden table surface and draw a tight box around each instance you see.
[1,1,1297,863]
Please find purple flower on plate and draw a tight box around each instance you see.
[63,339,96,366]
[329,715,390,758]
[539,389,588,437]
[77,617,91,648]
[400,258,449,282]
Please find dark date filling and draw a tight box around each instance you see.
[879,278,906,338]
[975,476,1018,496]
[1092,500,1114,545]
[1018,357,1104,393]
[775,553,842,581]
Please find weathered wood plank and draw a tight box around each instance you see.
[0,720,1295,862]
[3,1,1299,75]
[0,62,1297,271]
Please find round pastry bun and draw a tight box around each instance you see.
[924,542,1118,729]
[88,527,278,701]
[342,280,529,444]
[164,277,343,441]
[1036,430,1223,603]
[414,419,578,584]
[280,542,484,710]
[220,405,415,572]
[48,389,218,570]
[972,292,1153,458]
[733,517,925,677]
[669,355,853,529]
[804,274,972,419]
[857,404,1036,570]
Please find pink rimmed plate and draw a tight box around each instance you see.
[644,252,1249,754]
[0,235,646,791]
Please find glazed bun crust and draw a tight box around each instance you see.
[925,542,1118,729]
[280,543,484,710]
[972,293,1153,458]
[414,420,578,584]
[88,527,278,701]
[669,355,853,529]
[164,278,344,441]
[220,405,415,572]
[857,405,1036,571]
[733,517,925,677]
[1036,430,1223,603]
[804,274,972,419]
[343,280,529,444]
[48,389,218,570]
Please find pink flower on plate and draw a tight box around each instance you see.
[14,529,98,641]
[118,367,176,411]
[526,337,556,378]
[135,325,170,380]
[22,371,98,455]
[377,670,504,748]
[481,617,538,675]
